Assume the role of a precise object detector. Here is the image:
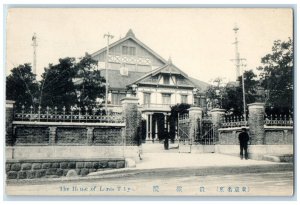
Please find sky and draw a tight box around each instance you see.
[5,8,293,83]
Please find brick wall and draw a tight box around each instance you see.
[93,128,123,145]
[6,158,125,180]
[56,128,87,144]
[265,128,293,145]
[218,129,241,145]
[15,127,49,144]
[12,125,124,146]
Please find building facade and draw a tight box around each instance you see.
[91,29,208,142]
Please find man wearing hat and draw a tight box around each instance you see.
[238,128,250,160]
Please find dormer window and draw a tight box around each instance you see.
[163,75,170,84]
[122,46,136,56]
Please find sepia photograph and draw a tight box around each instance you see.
[3,6,294,197]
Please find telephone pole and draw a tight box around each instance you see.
[104,32,114,112]
[233,25,240,80]
[32,33,38,75]
[231,24,247,120]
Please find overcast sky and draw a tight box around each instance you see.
[6,8,293,83]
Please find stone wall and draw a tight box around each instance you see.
[6,146,139,161]
[6,158,125,180]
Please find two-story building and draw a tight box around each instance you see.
[91,29,208,142]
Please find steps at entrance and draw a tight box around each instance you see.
[142,143,179,153]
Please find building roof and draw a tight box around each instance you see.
[91,29,167,64]
[101,69,147,90]
[189,77,210,91]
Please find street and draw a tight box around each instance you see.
[6,171,293,196]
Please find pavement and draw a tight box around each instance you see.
[6,153,293,185]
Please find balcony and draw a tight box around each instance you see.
[141,103,174,112]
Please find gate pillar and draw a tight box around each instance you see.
[248,103,265,145]
[210,108,225,141]
[188,107,203,143]
[121,97,141,145]
[6,100,15,146]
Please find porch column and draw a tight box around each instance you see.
[149,113,153,140]
[146,114,149,141]
[154,119,158,140]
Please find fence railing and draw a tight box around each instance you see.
[221,115,248,128]
[265,114,293,127]
[14,105,124,123]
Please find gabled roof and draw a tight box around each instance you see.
[91,29,167,64]
[130,58,188,84]
[129,59,208,91]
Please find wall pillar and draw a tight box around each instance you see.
[121,97,140,145]
[211,108,226,141]
[188,107,203,143]
[49,127,57,145]
[248,103,265,145]
[6,100,15,146]
[87,127,94,145]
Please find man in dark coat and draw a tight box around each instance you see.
[238,128,250,160]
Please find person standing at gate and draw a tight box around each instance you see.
[238,128,249,160]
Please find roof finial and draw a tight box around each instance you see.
[126,29,135,38]
[168,56,172,64]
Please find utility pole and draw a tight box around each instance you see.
[232,24,241,80]
[231,24,247,120]
[103,32,114,112]
[241,61,247,120]
[32,33,38,75]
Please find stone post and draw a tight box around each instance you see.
[188,107,203,143]
[49,127,57,145]
[121,97,140,145]
[211,108,226,141]
[86,127,94,145]
[6,100,15,146]
[248,103,265,145]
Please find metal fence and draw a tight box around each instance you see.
[265,114,293,126]
[14,105,124,123]
[221,115,248,128]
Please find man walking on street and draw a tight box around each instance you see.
[239,128,250,160]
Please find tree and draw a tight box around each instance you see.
[73,53,106,109]
[222,70,258,116]
[39,54,106,109]
[257,38,293,115]
[6,64,39,108]
[39,57,77,108]
[206,71,258,116]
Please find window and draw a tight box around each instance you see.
[181,95,188,104]
[111,93,126,105]
[162,93,171,104]
[143,93,151,105]
[122,46,136,56]
[163,75,170,84]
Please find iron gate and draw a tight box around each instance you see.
[178,114,216,145]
